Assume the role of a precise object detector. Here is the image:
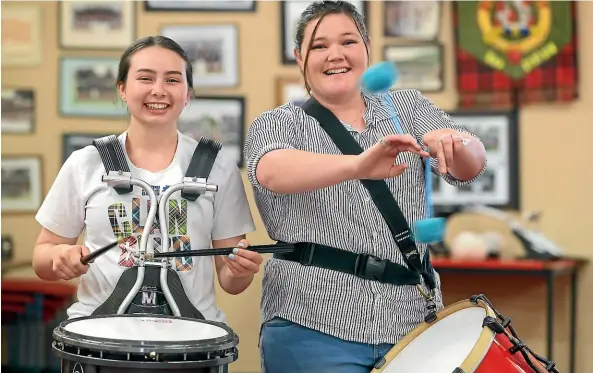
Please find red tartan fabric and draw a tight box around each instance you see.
[454,1,578,109]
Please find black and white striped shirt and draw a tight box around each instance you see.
[244,89,486,344]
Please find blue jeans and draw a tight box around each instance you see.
[260,318,394,373]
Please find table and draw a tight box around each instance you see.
[432,257,588,373]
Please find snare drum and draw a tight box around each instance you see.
[52,314,238,372]
[372,298,546,373]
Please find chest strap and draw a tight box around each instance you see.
[274,242,433,286]
[92,135,221,200]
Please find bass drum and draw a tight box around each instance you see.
[372,297,546,373]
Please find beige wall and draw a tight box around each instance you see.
[2,2,592,372]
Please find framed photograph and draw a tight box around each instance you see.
[63,133,112,164]
[145,1,256,12]
[431,110,520,211]
[384,1,441,40]
[276,76,309,107]
[280,1,368,64]
[178,96,245,168]
[383,43,444,92]
[161,24,239,88]
[1,3,42,67]
[59,1,136,50]
[59,57,126,118]
[1,88,35,134]
[1,156,43,214]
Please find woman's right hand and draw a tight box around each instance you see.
[353,134,429,180]
[51,245,91,280]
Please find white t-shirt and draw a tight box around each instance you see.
[35,131,256,321]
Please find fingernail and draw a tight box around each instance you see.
[238,242,245,248]
[228,254,235,260]
[233,248,239,254]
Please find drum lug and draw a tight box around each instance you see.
[373,357,386,369]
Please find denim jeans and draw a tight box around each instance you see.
[260,318,394,373]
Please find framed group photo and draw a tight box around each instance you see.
[431,110,520,211]
[275,76,308,107]
[1,3,43,67]
[178,96,245,168]
[383,1,441,40]
[145,1,256,12]
[1,88,35,134]
[1,156,43,214]
[383,43,444,92]
[59,1,136,50]
[59,56,126,118]
[280,0,368,64]
[161,24,239,88]
[62,133,112,164]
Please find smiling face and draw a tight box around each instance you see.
[118,46,191,128]
[296,12,370,101]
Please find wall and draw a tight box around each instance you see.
[2,2,592,372]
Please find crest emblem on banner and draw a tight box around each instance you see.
[457,1,573,79]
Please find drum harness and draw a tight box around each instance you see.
[274,97,439,323]
[89,134,221,319]
[290,99,559,373]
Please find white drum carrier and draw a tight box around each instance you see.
[52,135,236,372]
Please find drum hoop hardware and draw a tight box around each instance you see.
[52,343,238,369]
[52,314,238,354]
[470,294,559,373]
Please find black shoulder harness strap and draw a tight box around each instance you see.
[92,135,221,200]
[301,97,435,290]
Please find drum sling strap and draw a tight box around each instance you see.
[275,97,438,320]
[90,135,221,319]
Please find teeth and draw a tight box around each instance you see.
[146,103,168,110]
[326,68,349,75]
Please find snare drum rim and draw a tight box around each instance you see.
[52,314,238,354]
[372,298,496,373]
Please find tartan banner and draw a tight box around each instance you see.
[454,1,578,109]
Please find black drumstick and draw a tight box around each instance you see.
[80,238,126,265]
[152,243,294,258]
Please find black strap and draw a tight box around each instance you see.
[92,135,221,200]
[181,137,222,201]
[301,97,435,290]
[92,135,133,195]
[274,242,432,286]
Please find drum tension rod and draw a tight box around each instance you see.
[470,294,559,373]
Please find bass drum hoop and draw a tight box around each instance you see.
[52,314,238,355]
[373,299,497,373]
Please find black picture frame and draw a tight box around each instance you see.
[382,42,445,93]
[178,95,246,168]
[432,109,520,212]
[280,0,369,65]
[383,1,442,40]
[1,87,36,134]
[62,133,113,165]
[144,1,256,12]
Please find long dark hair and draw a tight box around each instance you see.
[294,1,370,93]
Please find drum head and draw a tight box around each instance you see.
[63,314,228,342]
[378,300,495,373]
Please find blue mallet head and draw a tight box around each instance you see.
[360,61,399,93]
[413,218,447,244]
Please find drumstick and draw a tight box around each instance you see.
[152,243,294,258]
[80,238,126,265]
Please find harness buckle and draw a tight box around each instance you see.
[356,254,387,281]
[299,244,316,266]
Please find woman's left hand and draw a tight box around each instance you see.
[224,239,264,278]
[422,129,472,175]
